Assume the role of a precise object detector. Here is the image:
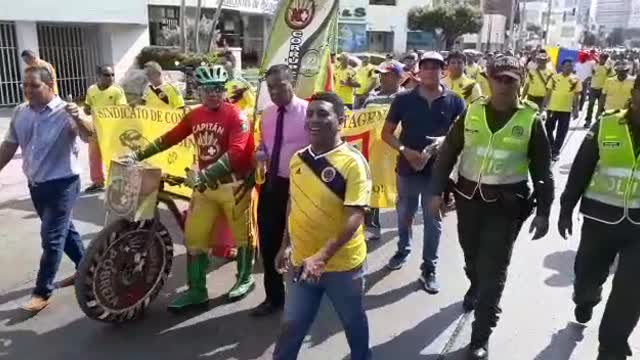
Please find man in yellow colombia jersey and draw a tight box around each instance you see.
[584,52,612,127]
[273,92,372,360]
[142,61,185,109]
[442,51,482,103]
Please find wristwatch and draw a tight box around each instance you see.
[399,145,406,153]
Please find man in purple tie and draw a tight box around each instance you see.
[251,64,309,317]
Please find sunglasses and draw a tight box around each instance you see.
[199,86,226,94]
[101,73,115,77]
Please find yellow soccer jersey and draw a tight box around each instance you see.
[442,74,481,103]
[288,143,372,272]
[603,76,635,111]
[547,73,582,113]
[142,82,185,109]
[525,68,554,97]
[85,84,127,108]
[334,66,357,106]
[355,64,377,96]
[591,64,613,90]
[477,72,491,98]
[465,63,480,80]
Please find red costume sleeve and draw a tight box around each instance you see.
[226,106,254,174]
[160,111,193,147]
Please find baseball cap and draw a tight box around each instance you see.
[419,51,445,67]
[536,52,550,61]
[490,56,522,80]
[375,62,403,75]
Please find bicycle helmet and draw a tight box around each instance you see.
[194,64,229,86]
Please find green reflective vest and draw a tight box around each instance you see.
[583,110,640,224]
[458,100,536,187]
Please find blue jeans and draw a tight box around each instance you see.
[28,176,85,299]
[273,265,371,360]
[395,174,442,273]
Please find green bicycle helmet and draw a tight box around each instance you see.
[194,64,229,86]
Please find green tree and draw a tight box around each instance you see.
[408,4,483,50]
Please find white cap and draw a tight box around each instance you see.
[419,51,445,67]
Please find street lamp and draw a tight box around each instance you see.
[435,28,443,50]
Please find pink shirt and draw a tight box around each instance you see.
[260,96,309,178]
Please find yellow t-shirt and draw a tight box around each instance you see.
[226,77,256,115]
[142,82,184,109]
[477,72,491,98]
[442,74,481,103]
[465,63,480,80]
[591,64,612,90]
[526,68,554,97]
[603,76,635,111]
[355,64,377,96]
[546,73,582,113]
[288,143,372,272]
[85,84,128,108]
[334,66,357,105]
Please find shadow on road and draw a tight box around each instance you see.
[367,302,464,360]
[534,322,586,360]
[543,250,576,287]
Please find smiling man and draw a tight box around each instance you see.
[273,92,372,360]
[124,64,257,308]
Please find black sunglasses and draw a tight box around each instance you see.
[101,73,115,77]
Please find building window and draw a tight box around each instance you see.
[369,0,396,5]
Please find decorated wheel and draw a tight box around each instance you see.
[75,219,173,323]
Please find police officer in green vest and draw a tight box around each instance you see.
[558,76,640,360]
[430,56,554,360]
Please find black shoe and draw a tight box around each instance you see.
[84,183,104,193]
[419,271,440,294]
[463,285,477,312]
[574,304,593,324]
[250,301,283,317]
[597,352,626,360]
[468,344,489,359]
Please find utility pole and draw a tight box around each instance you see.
[519,0,527,50]
[508,0,518,50]
[544,0,552,45]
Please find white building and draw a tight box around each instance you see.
[367,0,435,54]
[147,0,277,67]
[519,0,582,48]
[595,0,631,31]
[629,0,640,29]
[0,0,149,106]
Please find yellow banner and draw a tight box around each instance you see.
[94,105,398,208]
[343,106,396,208]
[93,105,195,198]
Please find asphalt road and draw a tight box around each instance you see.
[0,109,638,360]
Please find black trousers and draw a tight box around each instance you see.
[545,111,571,156]
[585,88,603,124]
[455,192,526,346]
[257,176,290,307]
[574,218,640,358]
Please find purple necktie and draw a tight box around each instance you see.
[268,106,286,181]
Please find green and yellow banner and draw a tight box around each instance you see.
[257,0,339,110]
[93,105,398,208]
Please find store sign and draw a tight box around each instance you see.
[338,0,367,24]
[222,0,279,14]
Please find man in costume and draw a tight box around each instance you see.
[125,64,257,309]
